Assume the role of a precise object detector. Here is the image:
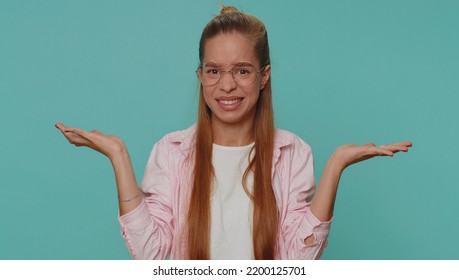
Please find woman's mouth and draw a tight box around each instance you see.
[216,97,244,111]
[218,98,242,105]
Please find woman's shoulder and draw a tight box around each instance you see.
[155,124,197,151]
[161,124,196,142]
[274,128,312,152]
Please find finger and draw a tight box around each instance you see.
[62,127,97,145]
[91,129,104,136]
[372,147,394,157]
[379,144,410,153]
[67,128,110,151]
[64,127,90,139]
[363,143,376,147]
[56,123,80,140]
[56,123,82,145]
[55,123,67,132]
[62,131,93,147]
[354,145,393,158]
[384,141,413,148]
[395,141,412,147]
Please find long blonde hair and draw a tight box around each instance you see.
[187,5,277,260]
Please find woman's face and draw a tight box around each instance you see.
[199,32,270,128]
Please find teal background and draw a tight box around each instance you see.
[1,0,458,259]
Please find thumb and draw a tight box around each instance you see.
[363,143,376,147]
[91,130,104,136]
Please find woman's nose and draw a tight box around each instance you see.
[219,70,237,92]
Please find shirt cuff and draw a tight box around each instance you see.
[297,209,332,241]
[118,199,152,231]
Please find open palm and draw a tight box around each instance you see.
[334,141,412,169]
[55,123,126,160]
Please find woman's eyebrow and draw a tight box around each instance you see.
[233,62,253,67]
[203,62,220,67]
[203,61,254,67]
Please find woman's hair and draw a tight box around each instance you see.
[187,5,277,259]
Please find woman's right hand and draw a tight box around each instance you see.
[55,123,126,160]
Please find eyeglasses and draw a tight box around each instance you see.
[196,63,266,87]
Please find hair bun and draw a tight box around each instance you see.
[220,4,239,15]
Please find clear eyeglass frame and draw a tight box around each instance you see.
[196,63,267,87]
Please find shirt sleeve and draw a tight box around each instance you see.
[118,139,174,260]
[280,139,332,260]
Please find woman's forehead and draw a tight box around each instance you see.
[202,32,258,65]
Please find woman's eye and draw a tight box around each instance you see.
[235,68,250,75]
[206,69,220,75]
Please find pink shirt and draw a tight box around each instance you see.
[118,125,332,259]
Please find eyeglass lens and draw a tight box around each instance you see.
[200,64,259,86]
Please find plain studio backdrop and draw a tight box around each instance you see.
[1,0,458,259]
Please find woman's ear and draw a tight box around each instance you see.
[260,64,271,90]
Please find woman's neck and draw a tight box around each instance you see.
[211,119,254,147]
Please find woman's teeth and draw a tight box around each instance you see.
[219,99,242,105]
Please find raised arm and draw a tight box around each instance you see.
[55,123,141,215]
[310,142,413,222]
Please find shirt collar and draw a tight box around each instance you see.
[167,124,293,159]
[273,129,293,161]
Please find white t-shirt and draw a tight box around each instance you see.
[210,142,255,260]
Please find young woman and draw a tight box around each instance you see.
[55,6,411,260]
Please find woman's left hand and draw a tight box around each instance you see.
[332,141,412,170]
[310,141,412,222]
